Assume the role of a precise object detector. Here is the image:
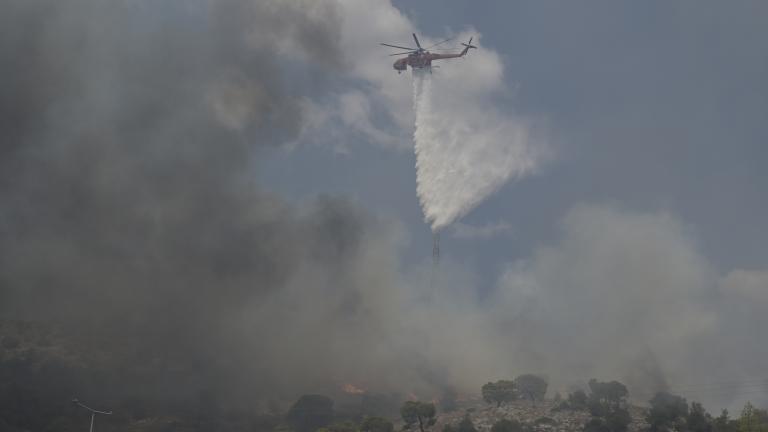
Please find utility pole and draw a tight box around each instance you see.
[72,398,112,432]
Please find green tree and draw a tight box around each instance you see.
[647,392,688,432]
[605,407,632,432]
[582,408,631,432]
[580,379,631,432]
[588,379,628,412]
[714,410,739,432]
[738,402,768,432]
[322,421,358,432]
[754,407,768,432]
[458,415,478,432]
[287,394,334,432]
[360,417,393,432]
[401,401,436,432]
[688,402,713,432]
[740,403,757,432]
[514,375,548,407]
[491,419,524,432]
[482,381,517,408]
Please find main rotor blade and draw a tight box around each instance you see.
[426,37,454,49]
[380,43,416,50]
[389,51,417,56]
[412,33,422,48]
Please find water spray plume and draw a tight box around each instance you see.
[411,69,539,231]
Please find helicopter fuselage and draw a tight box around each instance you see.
[392,47,471,73]
[384,33,476,74]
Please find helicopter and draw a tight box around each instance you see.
[381,33,477,74]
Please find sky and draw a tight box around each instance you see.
[261,0,768,407]
[266,0,768,275]
[1,0,767,414]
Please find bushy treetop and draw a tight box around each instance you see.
[482,380,517,408]
[400,401,436,432]
[491,419,524,432]
[515,374,548,406]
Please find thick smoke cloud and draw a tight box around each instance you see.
[490,205,768,410]
[0,0,540,409]
[0,0,414,404]
[2,0,767,419]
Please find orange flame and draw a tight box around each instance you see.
[342,383,366,395]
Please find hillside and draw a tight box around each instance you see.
[428,398,649,432]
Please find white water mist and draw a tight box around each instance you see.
[412,69,539,231]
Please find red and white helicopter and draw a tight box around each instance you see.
[382,33,477,74]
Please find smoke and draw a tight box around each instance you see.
[0,0,540,410]
[0,0,422,406]
[412,70,539,230]
[489,204,768,410]
[2,0,767,421]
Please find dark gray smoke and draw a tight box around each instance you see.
[5,1,765,422]
[0,0,398,406]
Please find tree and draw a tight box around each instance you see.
[360,417,393,432]
[605,407,632,432]
[491,419,524,432]
[458,415,478,432]
[588,379,628,411]
[401,401,436,432]
[688,402,713,432]
[514,375,548,407]
[583,408,630,432]
[647,391,688,432]
[753,407,768,432]
[738,402,768,432]
[287,394,334,432]
[482,381,517,408]
[568,390,589,410]
[579,379,631,432]
[322,421,359,432]
[714,410,739,432]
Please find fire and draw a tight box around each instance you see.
[341,383,366,395]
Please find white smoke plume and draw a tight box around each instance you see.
[412,69,540,231]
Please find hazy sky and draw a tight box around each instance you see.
[266,0,768,276]
[2,0,767,413]
[260,0,768,408]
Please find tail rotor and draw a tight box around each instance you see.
[460,37,477,56]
